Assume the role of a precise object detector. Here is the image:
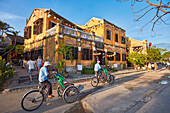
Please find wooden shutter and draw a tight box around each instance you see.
[33,25,38,35]
[24,28,28,39]
[39,18,43,33]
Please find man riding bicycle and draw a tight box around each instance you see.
[38,61,55,98]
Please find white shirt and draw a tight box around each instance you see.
[37,58,42,65]
[27,61,35,70]
[39,66,49,82]
[94,63,101,72]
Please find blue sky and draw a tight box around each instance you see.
[0,0,170,51]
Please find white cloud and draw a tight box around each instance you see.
[153,42,170,51]
[0,11,24,20]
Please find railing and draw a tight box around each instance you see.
[64,26,77,36]
[78,30,92,40]
[46,25,57,36]
[94,35,104,42]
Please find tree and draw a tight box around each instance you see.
[147,46,167,62]
[116,0,170,35]
[127,51,148,68]
[0,20,20,56]
[162,51,170,61]
[0,20,14,42]
[54,43,73,73]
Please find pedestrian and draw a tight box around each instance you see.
[148,62,151,71]
[26,58,37,82]
[151,63,155,70]
[94,59,101,77]
[154,62,158,72]
[39,61,55,98]
[37,56,43,72]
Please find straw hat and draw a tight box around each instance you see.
[44,61,51,66]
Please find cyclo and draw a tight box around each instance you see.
[91,68,115,87]
[21,72,83,111]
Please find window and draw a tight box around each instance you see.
[116,52,120,61]
[106,29,111,40]
[115,33,118,42]
[121,36,125,44]
[33,18,43,35]
[49,21,56,29]
[65,47,78,60]
[82,48,93,60]
[122,54,126,61]
[107,52,114,61]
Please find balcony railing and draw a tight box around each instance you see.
[46,25,57,36]
[94,35,104,42]
[45,24,104,42]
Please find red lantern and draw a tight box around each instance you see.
[149,42,152,47]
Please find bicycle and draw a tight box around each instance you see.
[21,72,83,111]
[91,68,115,87]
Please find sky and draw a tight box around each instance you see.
[0,0,170,51]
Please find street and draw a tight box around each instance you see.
[0,68,169,113]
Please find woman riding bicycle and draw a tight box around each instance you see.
[38,61,56,98]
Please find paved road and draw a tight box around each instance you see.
[136,84,170,113]
[0,68,169,113]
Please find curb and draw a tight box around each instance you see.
[125,82,170,113]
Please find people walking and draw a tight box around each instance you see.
[148,62,151,71]
[154,62,158,72]
[26,58,36,82]
[37,56,43,72]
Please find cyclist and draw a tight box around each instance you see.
[94,59,101,77]
[38,61,55,98]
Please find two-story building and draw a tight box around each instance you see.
[23,8,127,73]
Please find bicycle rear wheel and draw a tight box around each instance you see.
[21,90,44,111]
[91,76,99,87]
[107,75,115,84]
[63,85,79,103]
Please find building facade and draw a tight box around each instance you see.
[24,8,127,73]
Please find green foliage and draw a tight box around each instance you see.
[127,51,148,68]
[54,42,73,72]
[55,60,65,73]
[13,59,18,64]
[147,46,167,62]
[3,45,14,52]
[0,56,15,85]
[162,51,170,61]
[109,68,117,72]
[15,45,24,54]
[105,60,109,67]
[82,68,95,75]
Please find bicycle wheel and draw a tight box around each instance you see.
[57,86,63,97]
[91,76,99,87]
[63,85,79,103]
[107,75,115,84]
[21,90,44,111]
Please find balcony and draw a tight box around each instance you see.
[46,25,57,37]
[46,24,104,42]
[64,26,77,37]
[94,35,104,43]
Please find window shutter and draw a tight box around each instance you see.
[33,25,38,35]
[49,21,52,29]
[24,29,28,39]
[28,26,32,38]
[39,19,43,33]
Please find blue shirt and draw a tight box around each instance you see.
[94,63,101,72]
[39,66,49,82]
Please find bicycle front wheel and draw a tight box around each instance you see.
[63,85,79,103]
[91,76,99,87]
[21,90,44,111]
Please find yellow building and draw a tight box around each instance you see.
[24,8,127,73]
[127,38,147,54]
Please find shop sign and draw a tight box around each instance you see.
[95,42,104,49]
